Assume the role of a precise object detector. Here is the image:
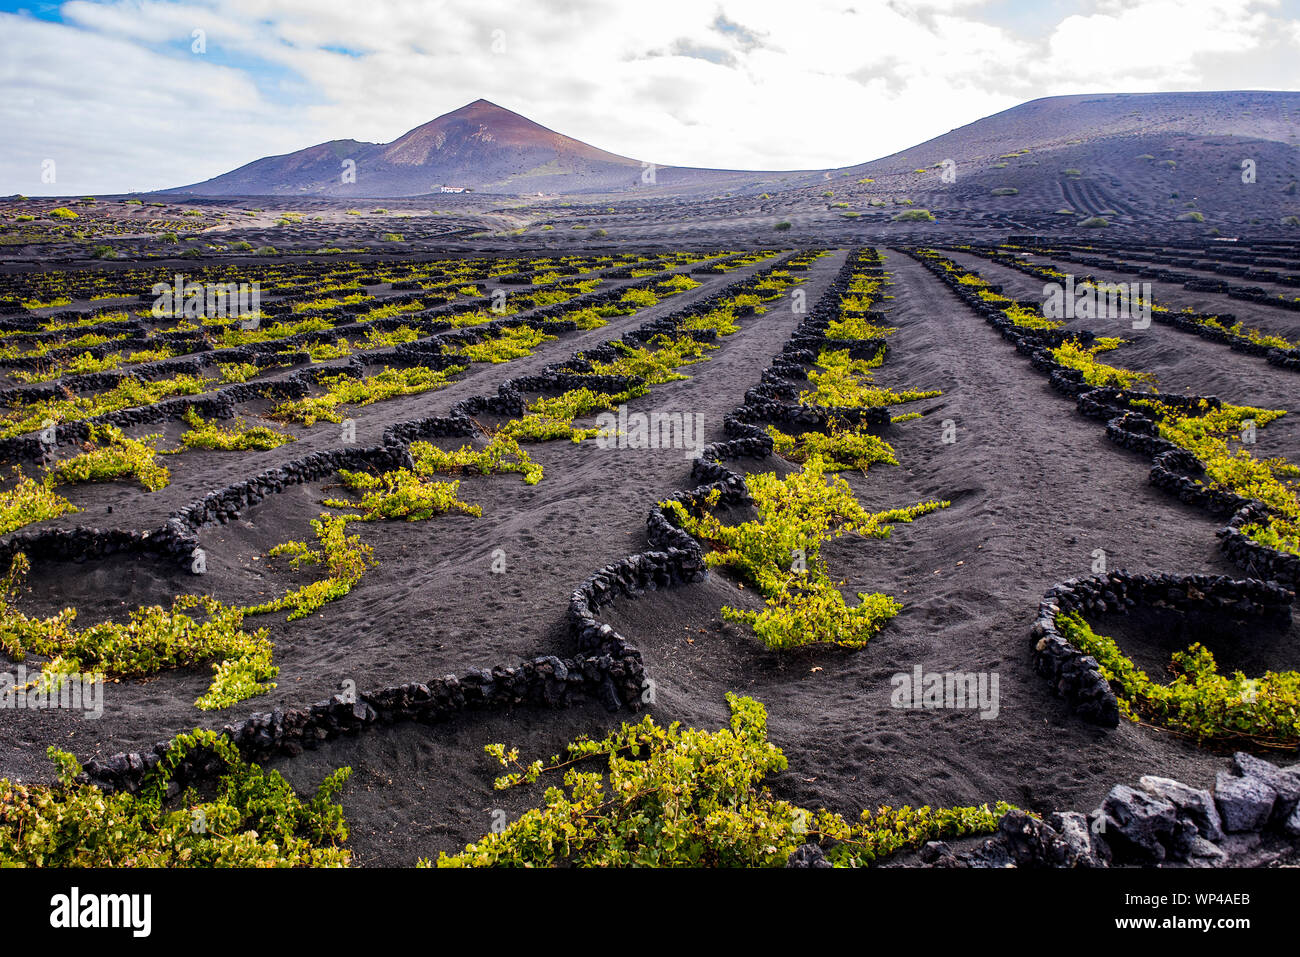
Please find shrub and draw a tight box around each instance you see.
[50,425,170,491]
[0,554,276,710]
[1052,338,1154,390]
[246,514,374,621]
[1177,211,1205,223]
[175,409,296,452]
[48,207,78,220]
[773,221,793,231]
[324,470,481,522]
[457,325,555,364]
[657,273,701,294]
[503,387,638,444]
[828,314,895,339]
[1134,398,1297,556]
[304,339,352,361]
[0,468,79,534]
[412,435,542,486]
[990,187,1019,196]
[11,349,121,383]
[1059,612,1300,748]
[768,422,897,472]
[662,458,947,649]
[218,361,261,383]
[800,347,938,409]
[892,209,935,222]
[587,336,704,385]
[434,694,1010,867]
[0,729,350,866]
[0,373,213,440]
[618,287,659,309]
[270,365,463,425]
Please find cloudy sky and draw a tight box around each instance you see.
[4,0,1300,194]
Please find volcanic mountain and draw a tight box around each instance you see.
[820,90,1300,227]
[167,92,1300,223]
[167,99,759,198]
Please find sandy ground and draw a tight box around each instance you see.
[1,241,1297,867]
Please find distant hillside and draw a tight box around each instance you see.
[166,99,760,198]
[784,91,1300,228]
[166,92,1300,226]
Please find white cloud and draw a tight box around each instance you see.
[1041,0,1272,90]
[2,0,1298,194]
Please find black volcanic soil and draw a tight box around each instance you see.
[0,252,794,772]
[595,249,1297,839]
[1,234,1297,868]
[942,247,1300,464]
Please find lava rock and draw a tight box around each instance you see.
[1231,752,1300,823]
[1047,810,1110,867]
[1184,836,1230,867]
[786,843,831,868]
[1214,771,1277,833]
[1096,784,1177,864]
[918,841,956,865]
[995,809,1072,867]
[1139,775,1224,841]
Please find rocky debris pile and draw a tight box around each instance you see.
[876,753,1300,869]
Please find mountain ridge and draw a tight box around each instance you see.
[166,91,1300,204]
